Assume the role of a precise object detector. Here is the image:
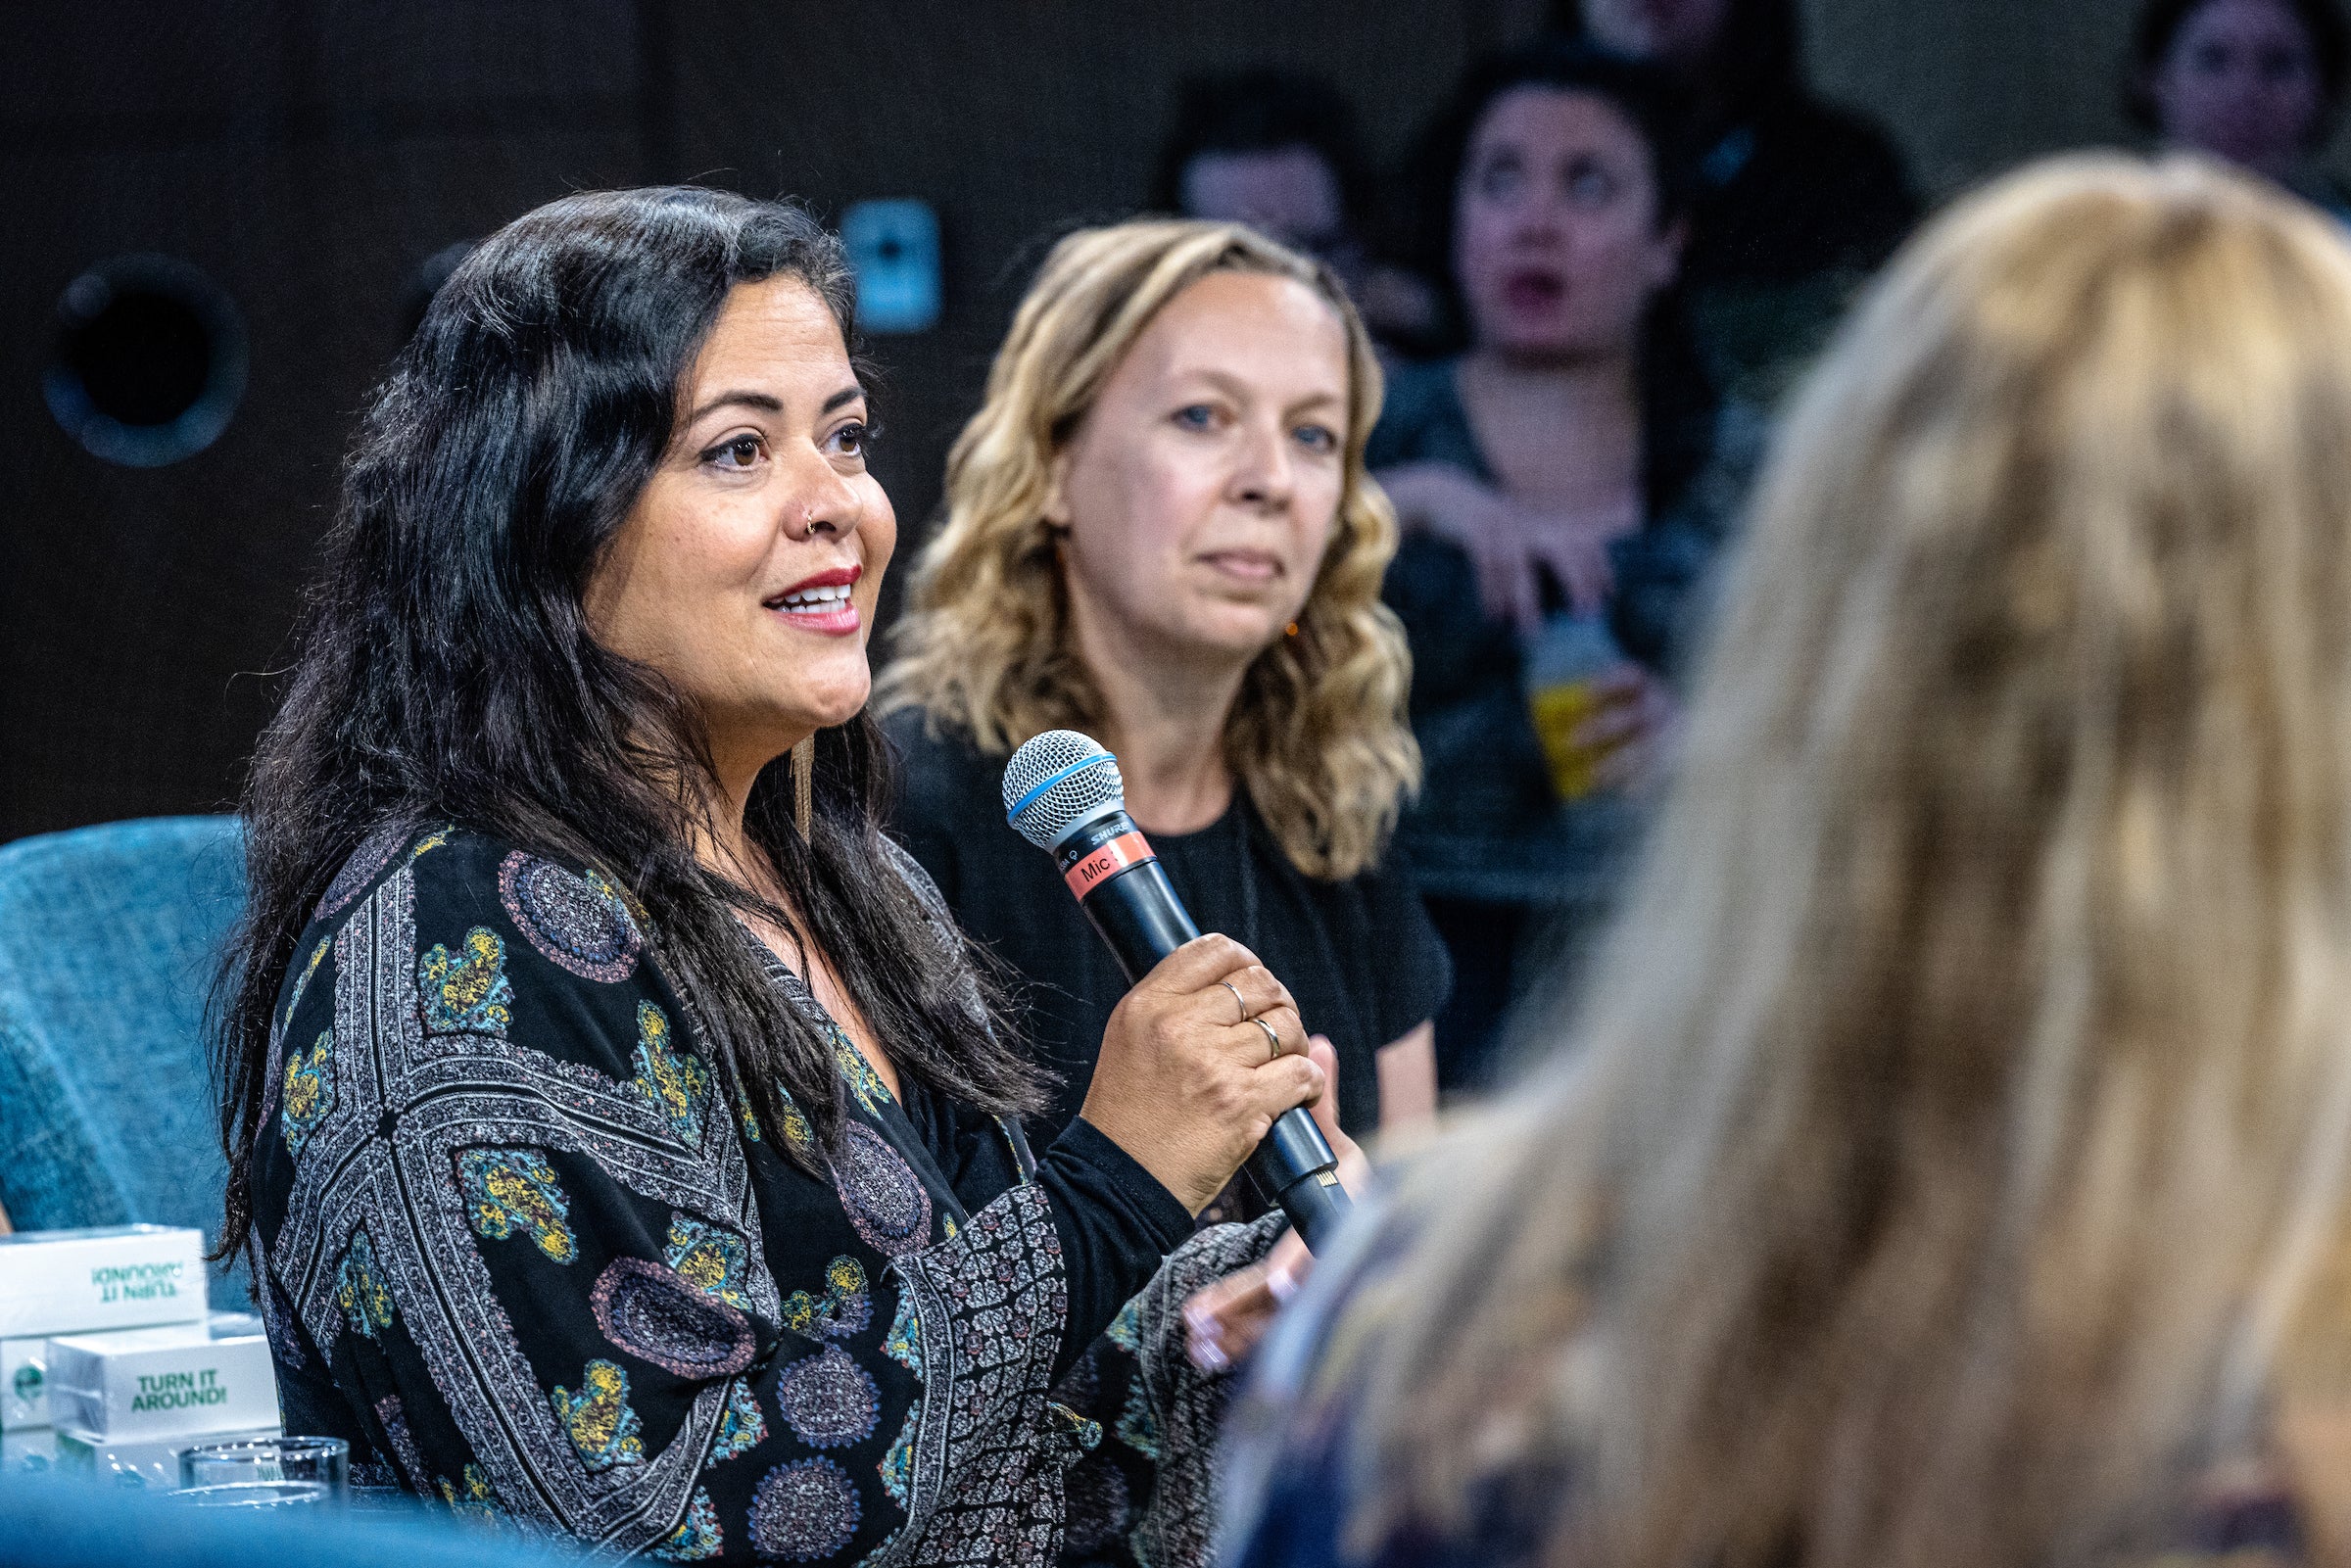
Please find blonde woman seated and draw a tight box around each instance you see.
[880,220,1446,1565]
[1222,154,2351,1568]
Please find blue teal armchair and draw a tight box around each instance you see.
[0,817,248,1302]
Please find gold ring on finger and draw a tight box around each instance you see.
[1253,1016,1281,1063]
[1219,978,1249,1023]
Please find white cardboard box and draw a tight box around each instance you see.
[0,1313,260,1432]
[55,1423,281,1491]
[0,1224,209,1340]
[47,1315,275,1441]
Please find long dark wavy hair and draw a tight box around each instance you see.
[213,186,1043,1262]
[1407,38,1722,516]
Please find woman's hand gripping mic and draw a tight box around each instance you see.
[1182,1036,1368,1371]
[1079,933,1324,1215]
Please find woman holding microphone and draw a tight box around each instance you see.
[214,187,1324,1565]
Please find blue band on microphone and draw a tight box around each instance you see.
[1004,757,1110,829]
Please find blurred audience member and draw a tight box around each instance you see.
[1154,71,1443,352]
[1376,40,1758,1090]
[883,214,1441,1151]
[1223,154,2351,1568]
[883,218,1441,1148]
[2131,0,2351,216]
[1556,0,1919,397]
[881,218,1444,1568]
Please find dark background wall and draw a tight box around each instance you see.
[0,1,1522,843]
[10,0,2344,845]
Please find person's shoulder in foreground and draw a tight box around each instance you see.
[1215,1178,1562,1568]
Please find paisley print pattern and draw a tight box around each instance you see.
[663,1215,750,1310]
[335,1229,395,1339]
[375,1394,429,1492]
[780,1255,870,1340]
[283,935,330,1031]
[279,1029,336,1157]
[651,1488,723,1560]
[1116,1377,1161,1460]
[314,821,407,921]
[882,1184,1075,1564]
[438,1462,503,1526]
[711,1378,767,1463]
[551,1357,646,1473]
[499,851,643,982]
[880,1407,918,1510]
[257,1262,306,1374]
[631,1000,708,1147]
[832,1026,892,1115]
[751,1456,861,1562]
[456,1147,576,1262]
[882,1284,922,1377]
[832,1121,932,1257]
[1089,1212,1291,1568]
[589,1257,755,1380]
[782,1099,815,1156]
[253,831,1258,1566]
[775,1344,880,1450]
[1105,1298,1141,1354]
[741,1078,814,1155]
[417,927,513,1036]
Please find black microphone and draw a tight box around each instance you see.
[1003,730,1351,1253]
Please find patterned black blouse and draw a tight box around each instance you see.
[250,823,1278,1563]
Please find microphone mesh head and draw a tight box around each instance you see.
[1002,730,1126,849]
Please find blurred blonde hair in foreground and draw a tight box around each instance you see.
[876,219,1416,881]
[1303,155,2351,1568]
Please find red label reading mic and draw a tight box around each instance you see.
[1001,729,1200,977]
[1001,729,1350,1251]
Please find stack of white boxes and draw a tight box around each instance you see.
[0,1224,282,1486]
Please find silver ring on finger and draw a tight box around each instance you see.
[1218,978,1250,1023]
[1252,1016,1281,1063]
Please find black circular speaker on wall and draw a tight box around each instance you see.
[45,254,249,468]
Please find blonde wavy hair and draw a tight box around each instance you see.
[1302,155,2351,1568]
[876,219,1417,880]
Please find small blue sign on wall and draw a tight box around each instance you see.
[840,199,941,334]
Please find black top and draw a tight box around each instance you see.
[883,712,1453,1141]
[250,822,1270,1563]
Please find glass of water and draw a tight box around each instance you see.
[177,1435,348,1502]
[170,1481,332,1509]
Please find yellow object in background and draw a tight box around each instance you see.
[1530,679,1633,801]
[1524,610,1632,802]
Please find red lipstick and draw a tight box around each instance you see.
[763,563,863,637]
